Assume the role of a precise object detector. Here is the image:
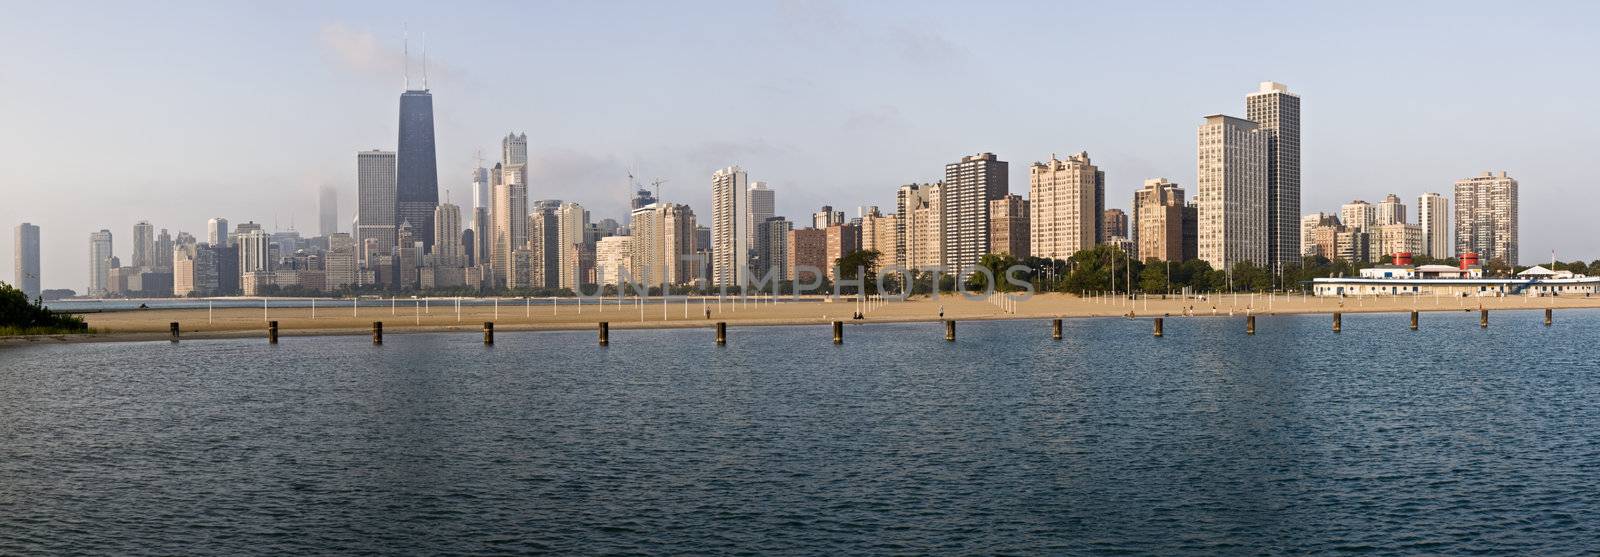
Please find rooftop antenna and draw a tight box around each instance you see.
[421,32,429,90]
[403,24,410,90]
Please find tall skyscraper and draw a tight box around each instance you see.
[319,185,340,237]
[1244,81,1301,271]
[357,150,398,261]
[1376,194,1407,226]
[1196,115,1269,270]
[1028,152,1100,260]
[131,221,155,270]
[1454,171,1518,265]
[88,229,113,297]
[500,133,529,187]
[747,181,775,244]
[861,211,900,269]
[1418,192,1449,259]
[710,166,750,287]
[812,205,844,229]
[629,202,699,287]
[14,223,40,298]
[895,183,936,270]
[904,183,944,271]
[1102,209,1129,240]
[943,153,1008,276]
[556,202,590,290]
[396,89,439,250]
[1133,179,1195,263]
[471,165,491,210]
[325,233,357,291]
[754,217,792,284]
[154,229,173,273]
[432,202,462,264]
[238,229,272,274]
[491,180,527,287]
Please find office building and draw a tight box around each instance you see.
[325,233,356,290]
[1029,152,1100,260]
[88,230,113,296]
[1418,192,1449,259]
[895,183,936,270]
[238,229,272,275]
[357,150,398,261]
[1454,171,1519,265]
[755,217,793,284]
[748,181,775,244]
[396,88,439,251]
[492,179,528,288]
[557,202,590,290]
[944,152,1009,275]
[825,223,860,277]
[1376,194,1407,226]
[905,183,944,271]
[1102,208,1128,240]
[131,221,155,270]
[1244,81,1301,271]
[628,202,697,287]
[1301,213,1339,258]
[14,223,40,298]
[432,202,462,265]
[812,205,844,229]
[318,185,339,237]
[1371,223,1423,260]
[1196,115,1269,270]
[861,211,899,269]
[1340,200,1376,231]
[710,166,750,288]
[989,194,1028,258]
[595,235,633,286]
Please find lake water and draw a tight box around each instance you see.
[3,310,1598,554]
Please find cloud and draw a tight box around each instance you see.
[318,22,456,84]
[842,105,909,132]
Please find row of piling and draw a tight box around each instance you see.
[167,307,1560,344]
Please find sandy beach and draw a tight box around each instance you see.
[8,291,1598,344]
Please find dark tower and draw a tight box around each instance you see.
[396,89,439,251]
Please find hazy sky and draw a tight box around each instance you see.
[4,1,1598,290]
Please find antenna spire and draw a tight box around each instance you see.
[403,24,410,89]
[422,32,429,90]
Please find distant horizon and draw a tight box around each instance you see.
[5,1,1598,289]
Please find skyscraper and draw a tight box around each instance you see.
[396,89,439,250]
[490,179,527,287]
[1196,115,1269,270]
[500,133,528,187]
[943,153,1009,276]
[319,185,340,237]
[1340,200,1376,231]
[14,223,40,298]
[895,183,936,269]
[325,233,357,291]
[754,217,792,284]
[357,150,398,261]
[207,218,236,294]
[710,166,750,288]
[88,229,113,297]
[1244,81,1301,271]
[154,229,173,273]
[556,202,590,290]
[432,202,462,264]
[471,165,491,210]
[1028,152,1100,260]
[629,202,698,287]
[747,181,775,244]
[131,221,155,270]
[1418,192,1449,259]
[1102,209,1128,240]
[1454,171,1518,265]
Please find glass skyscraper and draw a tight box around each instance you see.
[396,89,439,251]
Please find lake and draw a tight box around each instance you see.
[3,310,1597,554]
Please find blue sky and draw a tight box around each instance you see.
[4,1,1598,289]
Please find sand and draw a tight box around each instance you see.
[7,291,1597,345]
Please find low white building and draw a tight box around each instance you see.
[1314,265,1600,297]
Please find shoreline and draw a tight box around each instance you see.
[6,292,1594,345]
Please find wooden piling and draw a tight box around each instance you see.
[833,321,843,344]
[1545,308,1553,326]
[1153,317,1164,337]
[1051,318,1062,340]
[716,322,726,345]
[1480,309,1489,329]
[1247,315,1256,335]
[267,320,278,344]
[1410,311,1419,331]
[1333,312,1342,333]
[169,322,180,342]
[483,321,494,345]
[371,321,383,344]
[599,322,610,346]
[944,320,955,342]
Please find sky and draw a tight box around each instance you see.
[3,0,1598,290]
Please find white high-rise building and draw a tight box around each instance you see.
[1244,81,1301,271]
[88,229,113,297]
[1196,115,1269,270]
[319,185,340,237]
[1340,200,1376,231]
[500,133,528,187]
[595,235,633,286]
[356,150,398,261]
[15,223,40,299]
[471,165,491,209]
[1376,194,1407,226]
[1418,192,1449,259]
[556,202,589,290]
[491,180,527,287]
[1454,171,1518,265]
[207,218,228,247]
[630,203,698,287]
[237,229,272,274]
[747,181,775,246]
[942,153,1008,276]
[325,233,357,290]
[1028,151,1102,260]
[131,221,155,270]
[710,166,750,287]
[432,202,462,265]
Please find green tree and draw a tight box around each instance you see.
[1138,262,1169,294]
[0,281,86,334]
[834,250,881,295]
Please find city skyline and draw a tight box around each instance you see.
[5,2,1600,288]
